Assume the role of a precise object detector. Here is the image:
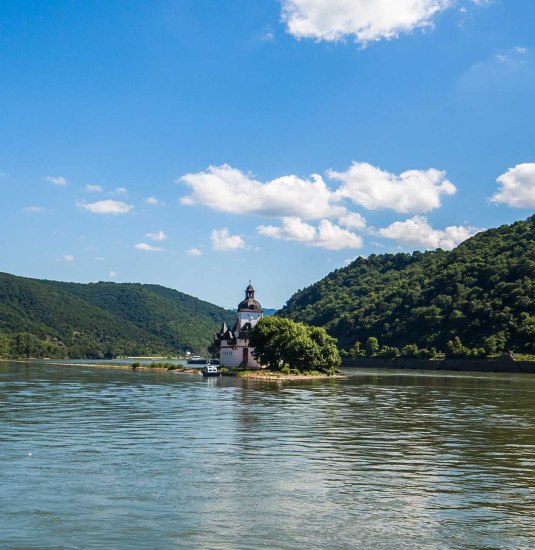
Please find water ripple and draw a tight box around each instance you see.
[2,363,535,548]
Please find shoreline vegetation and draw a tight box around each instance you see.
[0,359,344,380]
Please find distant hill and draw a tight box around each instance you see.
[262,308,278,316]
[279,215,535,354]
[0,273,234,359]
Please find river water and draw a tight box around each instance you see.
[1,361,535,549]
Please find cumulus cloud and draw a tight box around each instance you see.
[134,243,163,252]
[281,0,454,45]
[331,162,456,213]
[338,212,366,230]
[187,247,203,256]
[113,187,128,195]
[109,270,118,278]
[45,176,67,186]
[180,163,456,221]
[145,230,167,242]
[180,164,345,220]
[62,253,75,262]
[378,216,479,250]
[491,163,535,208]
[210,228,247,252]
[258,217,363,250]
[85,184,103,193]
[23,206,45,213]
[78,200,134,215]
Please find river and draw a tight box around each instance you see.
[1,361,535,549]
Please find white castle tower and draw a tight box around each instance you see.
[215,283,263,368]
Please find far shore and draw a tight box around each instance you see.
[0,358,345,379]
[237,371,346,381]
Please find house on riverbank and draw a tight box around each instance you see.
[214,283,263,368]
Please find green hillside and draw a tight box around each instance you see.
[0,273,233,359]
[279,215,535,354]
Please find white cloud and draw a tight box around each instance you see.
[331,162,456,213]
[23,206,45,213]
[78,200,134,215]
[134,242,163,252]
[338,212,366,230]
[258,217,363,250]
[113,187,128,195]
[187,247,203,256]
[109,270,117,278]
[94,256,105,261]
[62,253,75,262]
[378,215,479,250]
[85,184,103,193]
[180,164,345,220]
[210,228,247,251]
[45,176,67,186]
[258,217,316,242]
[145,230,167,241]
[491,163,535,208]
[281,0,454,45]
[145,196,164,206]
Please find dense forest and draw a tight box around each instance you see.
[279,215,535,355]
[0,273,234,359]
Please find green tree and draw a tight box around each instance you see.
[483,336,497,356]
[365,337,379,357]
[350,340,364,358]
[250,317,341,373]
[0,333,10,357]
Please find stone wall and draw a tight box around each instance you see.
[342,353,531,374]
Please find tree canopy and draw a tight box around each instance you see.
[0,273,234,359]
[279,215,535,354]
[249,316,341,374]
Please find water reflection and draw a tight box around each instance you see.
[1,362,535,548]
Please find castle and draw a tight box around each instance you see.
[214,283,263,368]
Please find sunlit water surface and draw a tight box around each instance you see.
[2,361,535,549]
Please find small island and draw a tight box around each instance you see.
[213,284,342,379]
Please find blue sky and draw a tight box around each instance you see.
[1,0,534,309]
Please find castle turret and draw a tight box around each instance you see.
[215,283,264,369]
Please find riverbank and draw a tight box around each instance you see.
[0,359,200,374]
[236,371,345,380]
[342,353,535,374]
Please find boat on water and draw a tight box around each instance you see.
[201,363,220,377]
[187,355,207,364]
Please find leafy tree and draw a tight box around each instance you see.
[0,333,10,357]
[483,336,497,356]
[250,317,341,373]
[365,337,379,357]
[376,345,399,358]
[350,340,365,358]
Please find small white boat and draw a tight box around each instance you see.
[201,363,220,377]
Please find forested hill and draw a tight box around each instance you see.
[279,215,535,354]
[0,273,234,359]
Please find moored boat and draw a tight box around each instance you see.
[187,355,207,364]
[201,363,220,377]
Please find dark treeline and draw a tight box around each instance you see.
[0,274,234,359]
[280,215,535,355]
